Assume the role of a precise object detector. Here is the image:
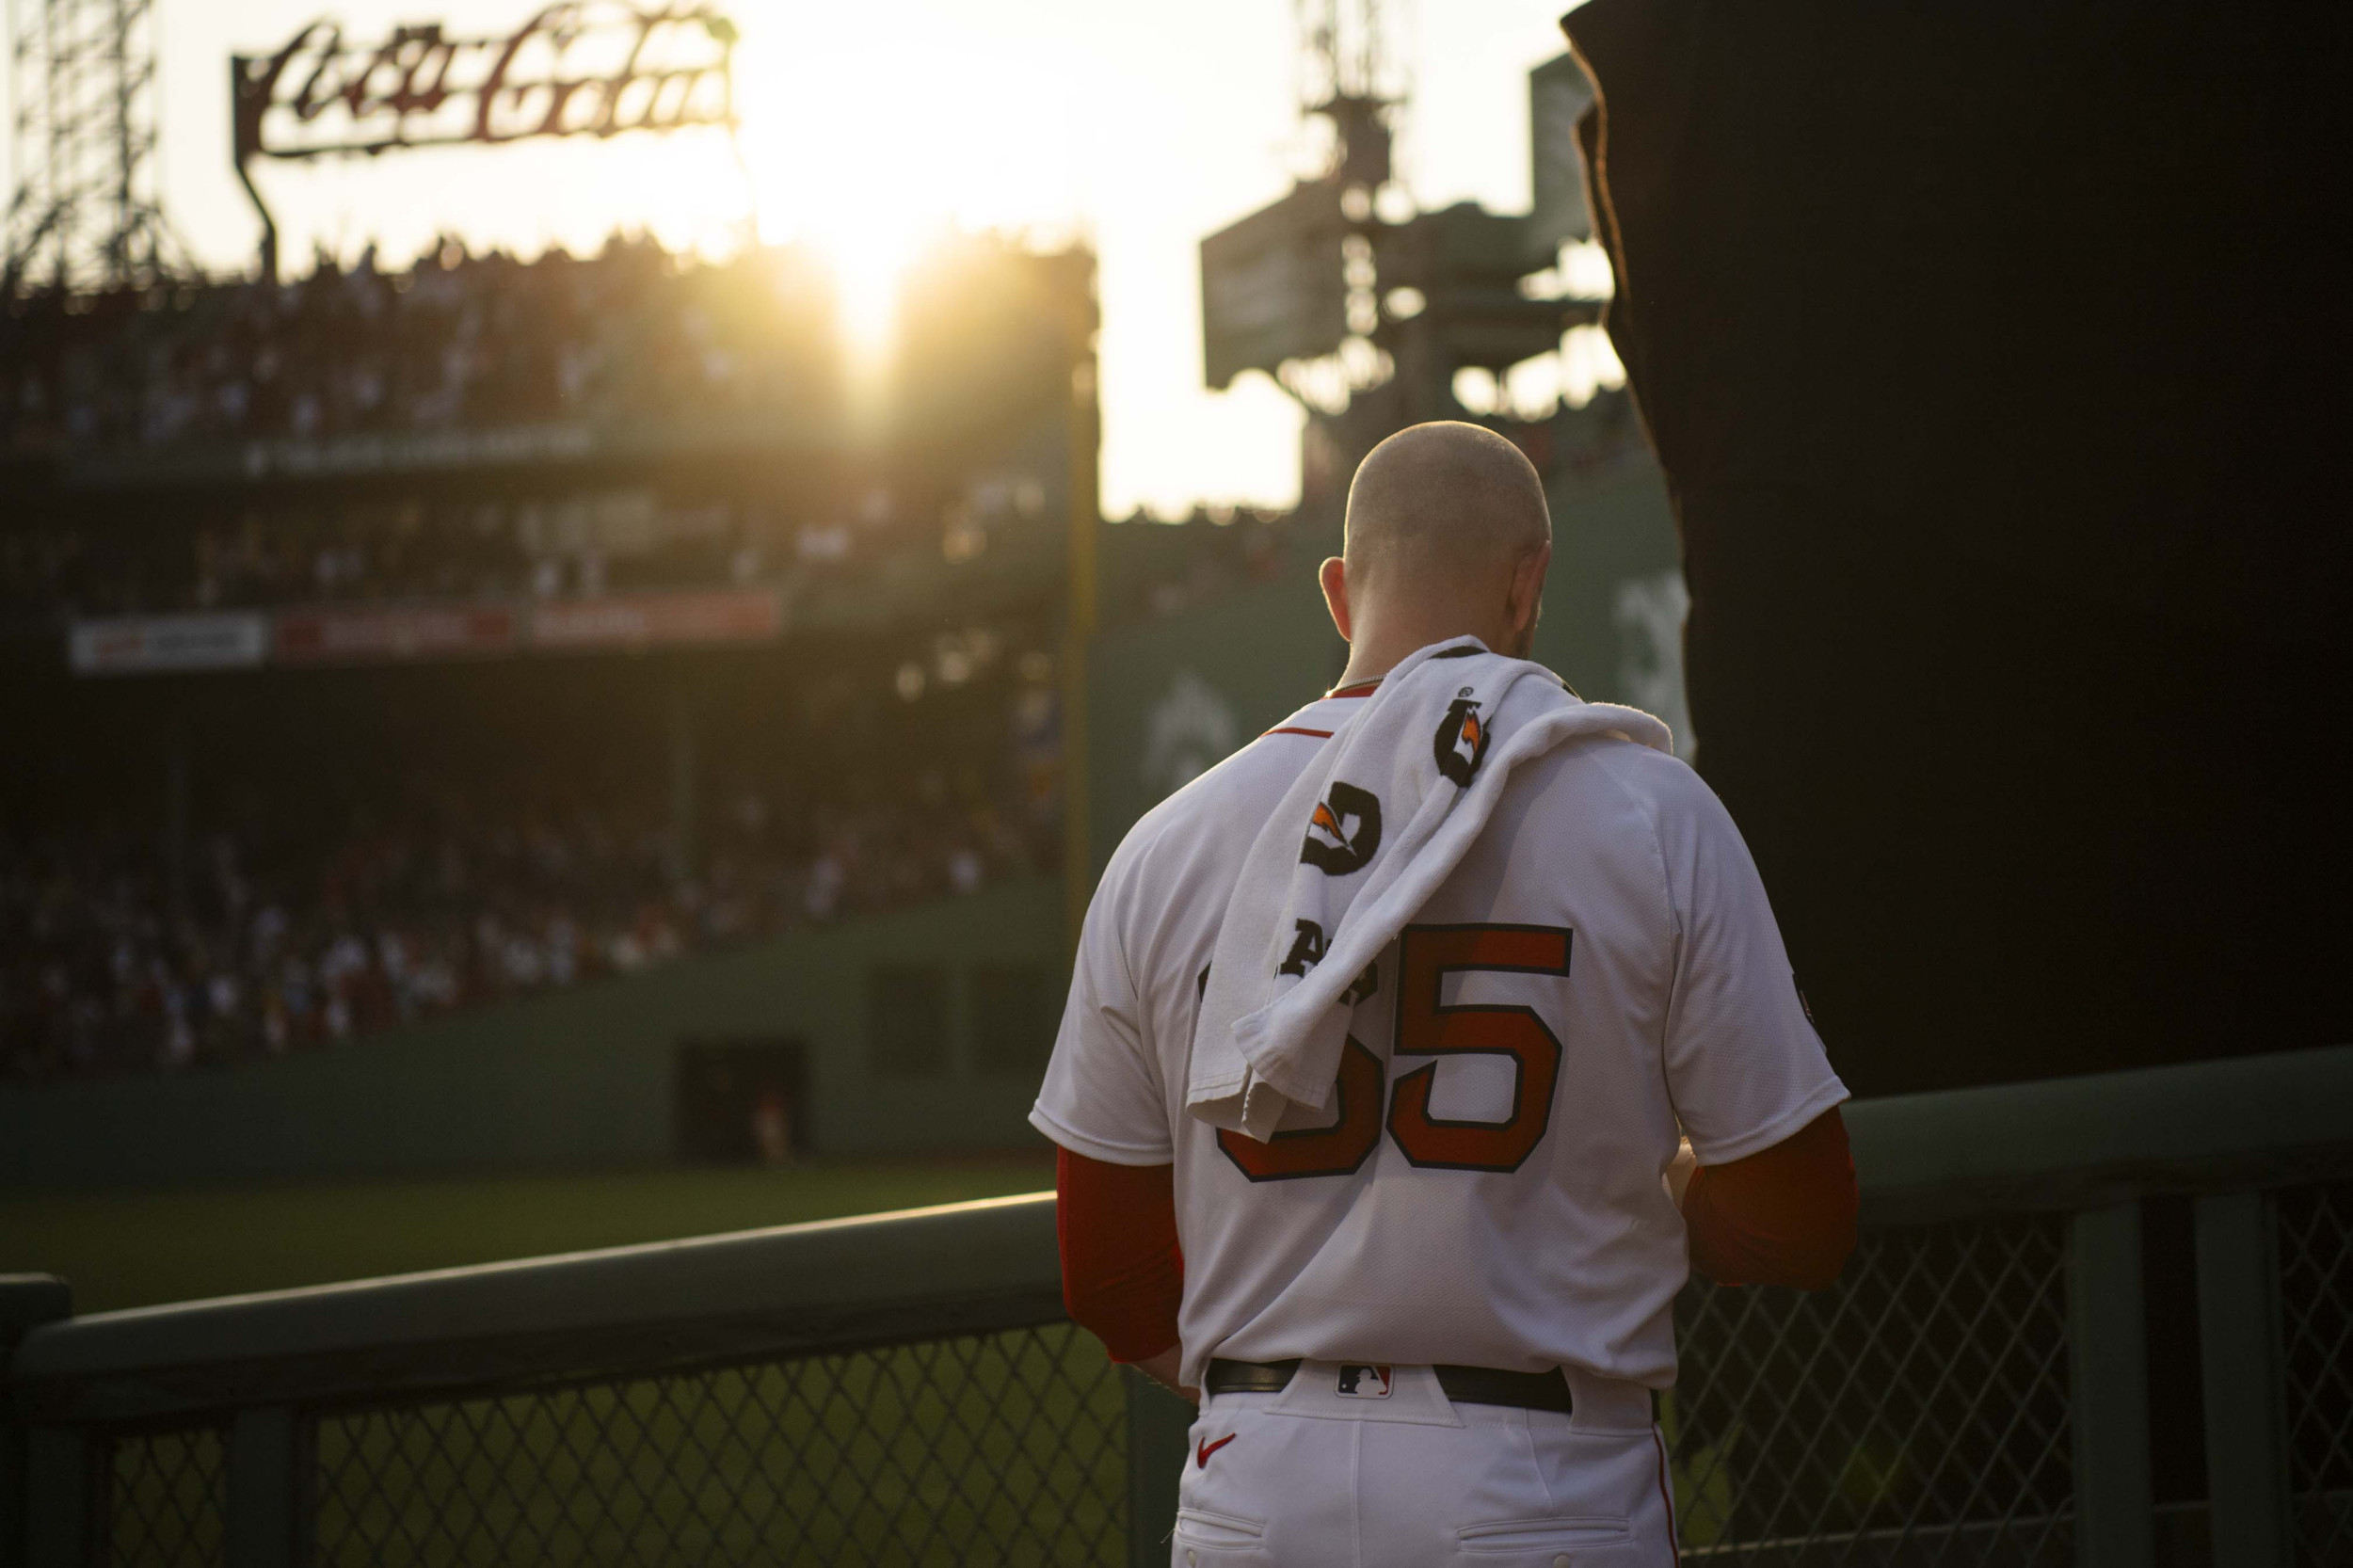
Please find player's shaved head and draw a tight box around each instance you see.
[1320,422,1554,677]
[1343,422,1551,590]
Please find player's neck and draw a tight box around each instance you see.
[1334,626,1503,690]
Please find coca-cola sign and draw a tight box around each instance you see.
[232,3,736,163]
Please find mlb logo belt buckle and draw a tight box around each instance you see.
[1334,1364,1393,1399]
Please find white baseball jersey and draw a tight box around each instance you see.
[1032,680,1845,1391]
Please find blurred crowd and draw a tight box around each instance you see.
[0,487,1292,637]
[3,489,802,625]
[0,235,839,454]
[0,769,1055,1085]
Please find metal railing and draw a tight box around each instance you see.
[6,1045,2351,1567]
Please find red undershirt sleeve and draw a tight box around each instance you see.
[1682,1107,1860,1289]
[1055,1146,1184,1364]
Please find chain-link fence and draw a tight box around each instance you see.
[24,1077,2353,1568]
[1666,1217,2072,1566]
[2279,1181,2353,1567]
[97,1223,2084,1568]
[108,1425,226,1568]
[89,1321,1125,1568]
[311,1322,1124,1568]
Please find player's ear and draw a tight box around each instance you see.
[1508,543,1550,643]
[1319,556,1354,644]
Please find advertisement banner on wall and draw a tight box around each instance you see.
[273,603,522,664]
[68,613,271,675]
[72,591,788,674]
[527,588,785,651]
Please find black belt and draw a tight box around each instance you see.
[1205,1357,1575,1416]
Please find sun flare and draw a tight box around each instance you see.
[724,12,1083,365]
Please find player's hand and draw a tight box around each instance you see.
[1132,1344,1199,1404]
[1665,1136,1698,1209]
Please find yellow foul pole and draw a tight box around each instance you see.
[1062,330,1100,955]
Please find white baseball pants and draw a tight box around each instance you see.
[1171,1362,1676,1568]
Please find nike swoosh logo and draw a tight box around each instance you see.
[1195,1433,1236,1467]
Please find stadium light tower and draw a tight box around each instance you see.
[4,0,185,295]
[1293,0,1403,195]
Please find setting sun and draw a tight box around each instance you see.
[718,11,1085,362]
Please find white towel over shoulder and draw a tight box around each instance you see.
[1187,636,1673,1142]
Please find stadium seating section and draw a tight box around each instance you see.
[0,671,1063,1084]
[0,233,1317,1086]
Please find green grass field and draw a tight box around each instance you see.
[0,1156,1055,1314]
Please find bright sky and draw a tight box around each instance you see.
[124,0,1580,514]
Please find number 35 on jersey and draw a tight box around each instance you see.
[1215,922,1571,1183]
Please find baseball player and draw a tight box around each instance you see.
[1033,422,1857,1567]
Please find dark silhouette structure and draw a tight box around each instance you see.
[1563,2,2352,1096]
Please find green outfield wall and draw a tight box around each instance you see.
[1086,569,1350,879]
[0,878,1065,1190]
[1530,458,1688,741]
[1086,451,1685,879]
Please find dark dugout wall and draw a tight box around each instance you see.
[1561,3,2352,1096]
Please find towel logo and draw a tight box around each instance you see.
[1278,919,1327,977]
[1433,696,1490,786]
[1275,920,1380,1003]
[1300,781,1383,874]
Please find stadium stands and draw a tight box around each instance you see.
[0,671,1061,1084]
[3,486,780,623]
[3,491,1299,628]
[0,234,839,455]
[0,231,1114,1087]
[0,227,1337,1094]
